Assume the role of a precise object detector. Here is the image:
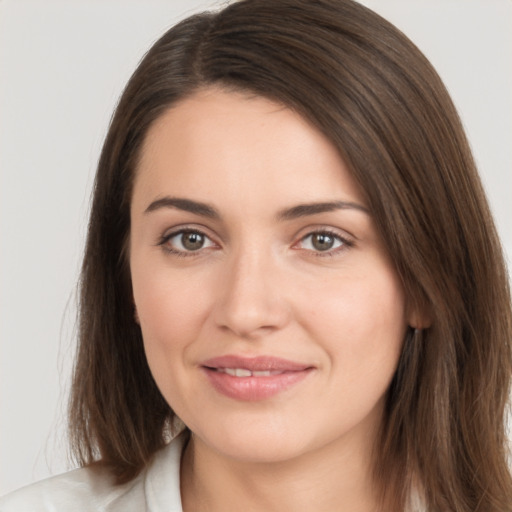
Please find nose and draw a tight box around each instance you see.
[213,247,291,339]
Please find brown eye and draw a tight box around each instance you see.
[297,231,348,254]
[163,230,215,254]
[311,233,335,251]
[181,232,205,251]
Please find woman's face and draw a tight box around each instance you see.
[130,88,412,464]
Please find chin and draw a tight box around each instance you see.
[210,434,311,465]
[187,409,354,467]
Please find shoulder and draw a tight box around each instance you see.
[0,464,139,512]
[0,433,187,512]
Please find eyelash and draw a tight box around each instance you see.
[157,228,354,258]
[157,228,216,257]
[295,229,354,257]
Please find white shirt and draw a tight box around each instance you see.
[0,433,186,512]
[1,432,427,511]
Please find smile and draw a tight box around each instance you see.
[215,368,287,377]
[201,356,314,401]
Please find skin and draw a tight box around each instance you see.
[130,88,418,512]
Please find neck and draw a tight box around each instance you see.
[180,427,382,512]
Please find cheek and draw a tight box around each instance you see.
[131,264,218,416]
[131,262,213,378]
[303,266,407,375]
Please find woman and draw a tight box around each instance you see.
[1,0,511,510]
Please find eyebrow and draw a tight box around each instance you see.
[144,196,369,220]
[144,197,220,219]
[276,201,370,221]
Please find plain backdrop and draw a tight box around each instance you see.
[1,0,511,495]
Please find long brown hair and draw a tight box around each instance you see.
[69,1,512,509]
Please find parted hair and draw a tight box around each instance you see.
[69,0,512,510]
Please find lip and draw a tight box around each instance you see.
[200,355,314,401]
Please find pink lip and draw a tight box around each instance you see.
[201,355,314,401]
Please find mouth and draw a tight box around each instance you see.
[200,355,314,401]
[213,368,288,377]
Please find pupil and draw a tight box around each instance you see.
[182,232,204,250]
[312,233,334,251]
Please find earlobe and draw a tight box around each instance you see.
[407,300,432,330]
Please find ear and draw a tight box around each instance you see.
[134,304,140,325]
[406,298,432,330]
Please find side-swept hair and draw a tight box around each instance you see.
[69,1,512,510]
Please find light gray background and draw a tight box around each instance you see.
[1,0,511,495]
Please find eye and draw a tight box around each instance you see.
[160,229,215,254]
[297,231,351,254]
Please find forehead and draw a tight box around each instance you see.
[132,87,365,213]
